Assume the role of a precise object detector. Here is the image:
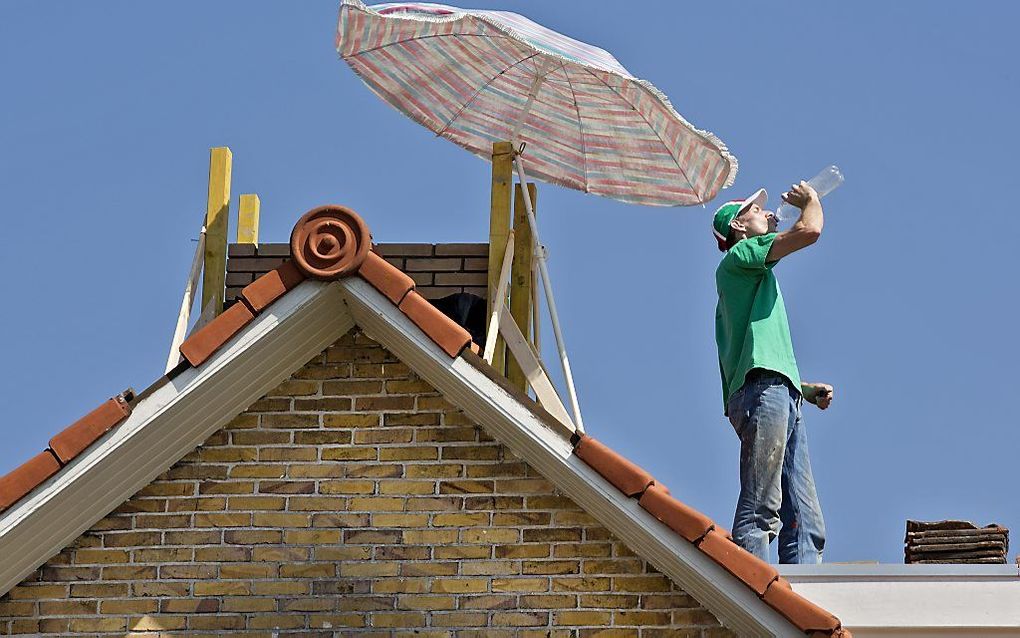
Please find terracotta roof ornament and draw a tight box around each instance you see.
[290,205,371,279]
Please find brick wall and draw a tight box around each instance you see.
[0,331,732,637]
[226,243,488,307]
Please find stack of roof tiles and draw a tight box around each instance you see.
[904,520,1009,564]
[572,434,853,637]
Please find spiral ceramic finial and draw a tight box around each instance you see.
[289,205,371,280]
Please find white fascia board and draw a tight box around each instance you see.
[0,280,353,596]
[339,277,799,638]
[782,564,1020,634]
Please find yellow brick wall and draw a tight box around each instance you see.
[0,330,733,637]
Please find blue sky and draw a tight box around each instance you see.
[1,1,1017,564]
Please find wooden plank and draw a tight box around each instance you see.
[237,193,260,245]
[507,182,535,393]
[483,232,515,364]
[499,309,573,430]
[487,141,513,375]
[202,147,232,317]
[165,226,207,373]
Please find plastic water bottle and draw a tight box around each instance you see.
[775,165,844,221]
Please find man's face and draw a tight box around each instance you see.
[732,203,776,238]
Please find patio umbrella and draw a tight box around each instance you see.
[337,0,737,207]
[336,1,738,430]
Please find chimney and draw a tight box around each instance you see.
[225,241,490,343]
[904,519,1009,564]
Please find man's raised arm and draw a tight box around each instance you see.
[767,181,824,262]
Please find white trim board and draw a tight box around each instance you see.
[782,564,1020,635]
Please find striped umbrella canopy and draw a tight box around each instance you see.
[337,0,737,206]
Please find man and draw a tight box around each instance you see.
[712,181,833,564]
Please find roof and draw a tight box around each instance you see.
[1,204,854,635]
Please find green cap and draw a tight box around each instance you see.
[712,188,767,243]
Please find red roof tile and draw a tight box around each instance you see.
[241,260,306,312]
[0,450,61,512]
[179,300,256,367]
[638,482,714,543]
[398,291,472,358]
[698,528,779,597]
[360,250,415,305]
[762,577,841,633]
[574,434,654,497]
[49,397,132,464]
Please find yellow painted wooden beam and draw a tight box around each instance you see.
[487,141,514,375]
[202,147,232,317]
[507,182,536,393]
[237,194,260,245]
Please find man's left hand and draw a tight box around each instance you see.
[802,382,834,410]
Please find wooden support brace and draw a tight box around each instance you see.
[487,141,514,374]
[499,309,574,430]
[165,226,207,373]
[237,193,260,245]
[202,147,232,318]
[508,182,536,393]
[483,231,515,364]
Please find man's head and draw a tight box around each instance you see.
[712,188,777,251]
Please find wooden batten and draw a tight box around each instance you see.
[487,141,513,374]
[202,147,233,317]
[508,182,536,393]
[237,193,260,245]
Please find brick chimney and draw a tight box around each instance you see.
[225,242,488,306]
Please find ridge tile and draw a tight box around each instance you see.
[241,260,305,312]
[180,301,256,367]
[360,251,415,305]
[638,483,714,543]
[49,397,131,464]
[697,529,779,597]
[397,291,471,358]
[0,450,61,512]
[762,577,841,633]
[573,435,654,497]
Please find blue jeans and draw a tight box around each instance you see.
[727,372,825,564]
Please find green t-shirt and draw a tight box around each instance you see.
[715,233,802,412]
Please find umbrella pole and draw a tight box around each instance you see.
[511,151,585,433]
